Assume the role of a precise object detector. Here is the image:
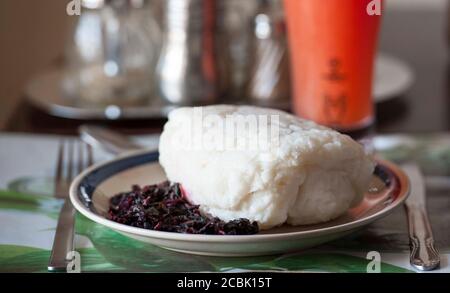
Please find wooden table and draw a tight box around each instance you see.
[2,7,449,135]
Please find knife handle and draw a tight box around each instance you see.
[405,204,440,271]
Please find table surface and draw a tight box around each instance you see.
[1,133,449,273]
[2,7,449,135]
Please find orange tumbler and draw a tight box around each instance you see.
[284,0,382,132]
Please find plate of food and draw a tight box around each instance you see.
[70,105,409,256]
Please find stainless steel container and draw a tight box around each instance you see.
[245,0,290,108]
[156,0,219,105]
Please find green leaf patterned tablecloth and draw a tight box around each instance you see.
[0,133,449,273]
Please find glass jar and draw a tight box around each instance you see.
[63,0,161,106]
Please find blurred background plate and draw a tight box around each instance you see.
[25,69,177,120]
[26,53,414,121]
[374,53,415,103]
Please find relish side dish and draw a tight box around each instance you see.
[108,181,259,235]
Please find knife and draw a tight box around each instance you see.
[402,163,440,271]
[79,125,143,155]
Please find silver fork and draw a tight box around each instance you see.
[48,140,93,272]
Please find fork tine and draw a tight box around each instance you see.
[86,143,94,168]
[67,140,74,182]
[77,141,84,176]
[54,140,65,195]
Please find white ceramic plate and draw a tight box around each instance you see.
[374,54,415,103]
[70,150,409,256]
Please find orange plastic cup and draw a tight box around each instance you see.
[284,0,382,131]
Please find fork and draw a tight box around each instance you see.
[48,140,93,272]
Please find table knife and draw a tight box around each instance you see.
[402,163,440,271]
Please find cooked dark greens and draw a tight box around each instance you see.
[108,181,259,235]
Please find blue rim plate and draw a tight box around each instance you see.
[70,149,409,256]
